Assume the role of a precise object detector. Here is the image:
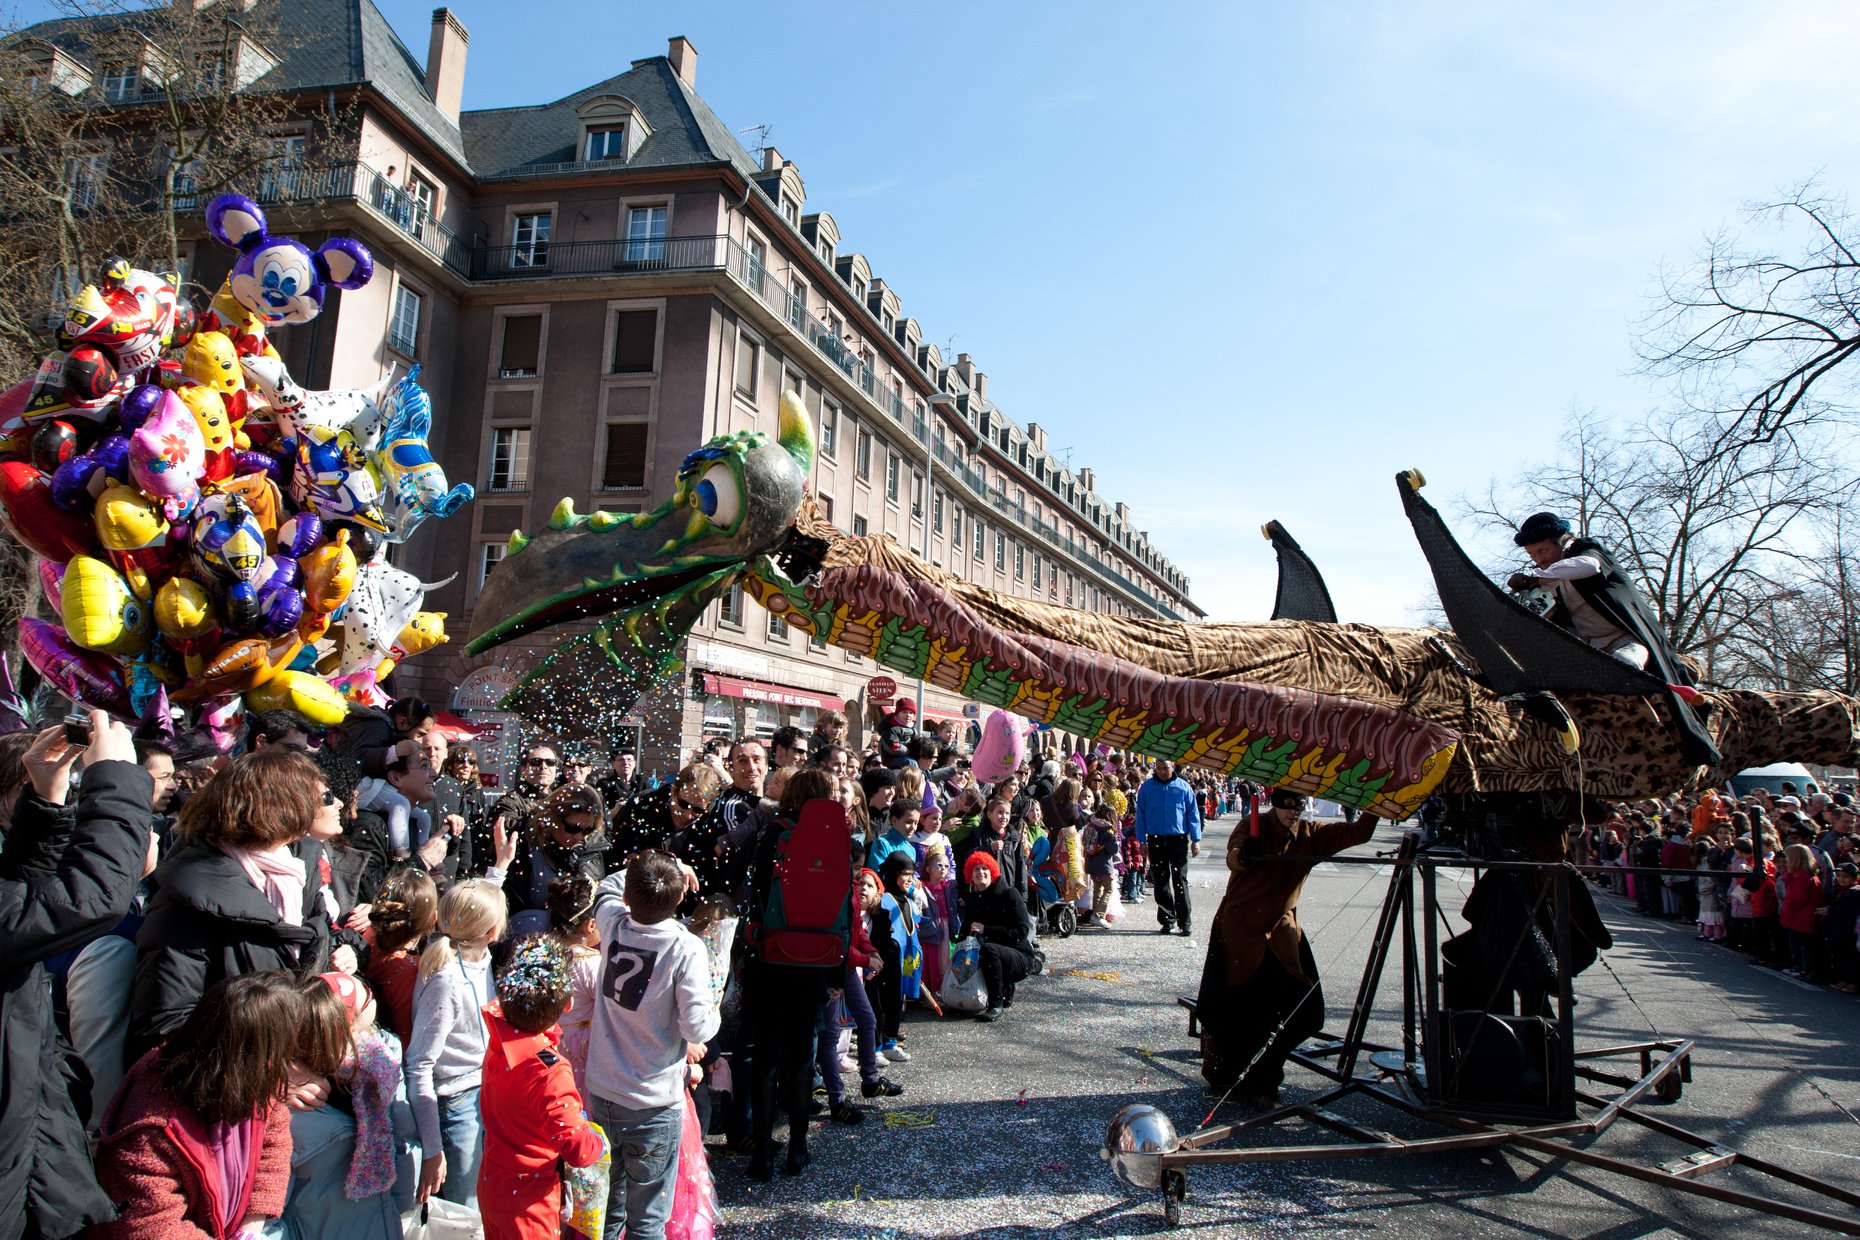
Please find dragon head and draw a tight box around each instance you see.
[465,392,814,658]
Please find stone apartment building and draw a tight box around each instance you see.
[16,0,1203,778]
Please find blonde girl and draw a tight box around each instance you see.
[407,879,506,1209]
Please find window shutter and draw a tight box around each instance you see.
[603,423,649,488]
[613,309,658,373]
[500,316,541,374]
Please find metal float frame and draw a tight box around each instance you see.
[1152,840,1860,1233]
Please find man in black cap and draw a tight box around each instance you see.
[1505,511,1718,765]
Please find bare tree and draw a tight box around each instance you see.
[1638,181,1860,448]
[1469,405,1852,687]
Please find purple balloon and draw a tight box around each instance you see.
[117,385,165,432]
[255,585,304,638]
[277,513,322,559]
[233,448,285,484]
[262,556,302,593]
[50,434,130,510]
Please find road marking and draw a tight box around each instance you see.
[1312,863,1341,874]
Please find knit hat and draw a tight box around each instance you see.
[859,768,899,799]
[319,972,373,1023]
[894,698,916,715]
[964,850,1001,885]
[1513,512,1571,546]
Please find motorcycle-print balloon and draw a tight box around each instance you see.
[30,420,80,475]
[292,424,387,531]
[127,390,205,521]
[60,555,151,655]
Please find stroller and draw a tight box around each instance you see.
[1029,832,1078,937]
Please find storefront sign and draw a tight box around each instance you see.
[700,672,840,712]
[867,675,898,700]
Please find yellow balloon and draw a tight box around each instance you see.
[61,555,150,654]
[393,611,448,657]
[176,384,234,454]
[300,529,357,614]
[181,330,241,396]
[94,482,168,553]
[154,577,216,641]
[246,670,349,725]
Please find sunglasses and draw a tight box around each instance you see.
[669,796,707,816]
[1270,797,1308,810]
[321,788,340,806]
[522,756,559,767]
[558,821,596,836]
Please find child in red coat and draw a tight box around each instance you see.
[93,971,301,1240]
[1779,843,1825,979]
[477,935,606,1240]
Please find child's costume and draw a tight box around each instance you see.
[557,943,601,1096]
[880,890,923,1001]
[477,1011,606,1240]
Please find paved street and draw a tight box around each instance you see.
[717,816,1860,1237]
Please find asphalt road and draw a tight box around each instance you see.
[715,816,1860,1237]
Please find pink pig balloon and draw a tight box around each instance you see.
[128,390,205,522]
[971,709,1029,786]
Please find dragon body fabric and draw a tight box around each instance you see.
[465,395,1860,821]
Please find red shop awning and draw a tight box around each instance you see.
[699,673,842,712]
[919,706,968,725]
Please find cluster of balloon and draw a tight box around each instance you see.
[0,192,474,742]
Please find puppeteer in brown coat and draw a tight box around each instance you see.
[1196,793,1378,1102]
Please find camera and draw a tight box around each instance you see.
[63,712,93,746]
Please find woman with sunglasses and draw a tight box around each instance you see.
[603,763,725,875]
[500,784,608,935]
[432,746,489,875]
[129,748,345,1062]
[1195,787,1379,1110]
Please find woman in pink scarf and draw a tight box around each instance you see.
[129,748,346,1062]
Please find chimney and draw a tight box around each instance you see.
[1080,467,1096,493]
[761,145,783,173]
[426,8,469,126]
[974,371,988,401]
[667,36,697,88]
[955,352,976,389]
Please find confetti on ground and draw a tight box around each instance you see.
[882,1109,938,1128]
[1016,1088,1029,1106]
[1061,968,1135,984]
[822,1184,893,1207]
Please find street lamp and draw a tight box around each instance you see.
[919,392,958,721]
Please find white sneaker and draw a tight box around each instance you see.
[883,1043,912,1063]
[839,1055,859,1074]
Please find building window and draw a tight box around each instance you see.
[788,277,808,329]
[406,173,437,224]
[734,332,760,400]
[852,515,868,538]
[932,489,943,533]
[1014,542,1024,580]
[64,151,108,207]
[995,533,1006,571]
[744,235,767,288]
[885,452,900,503]
[586,125,626,161]
[910,471,923,520]
[1032,555,1041,588]
[820,402,839,458]
[767,608,789,640]
[479,542,505,585]
[512,213,550,267]
[973,521,985,562]
[851,275,867,303]
[818,495,834,522]
[101,64,138,102]
[856,429,872,480]
[718,584,743,628]
[612,308,658,374]
[624,205,667,264]
[489,427,530,492]
[882,309,896,334]
[498,315,541,378]
[388,285,421,357]
[602,423,649,489]
[950,506,961,546]
[781,197,799,226]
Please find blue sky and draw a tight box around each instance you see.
[42,0,1860,623]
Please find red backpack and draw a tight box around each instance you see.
[757,798,855,968]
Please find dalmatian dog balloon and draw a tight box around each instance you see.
[334,556,455,675]
[204,193,373,328]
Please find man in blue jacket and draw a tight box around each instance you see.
[1135,759,1202,936]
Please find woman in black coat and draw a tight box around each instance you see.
[502,784,607,933]
[0,712,153,1240]
[957,849,1038,1022]
[130,747,337,1061]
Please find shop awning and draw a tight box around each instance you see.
[919,705,968,725]
[699,673,842,712]
[433,712,482,741]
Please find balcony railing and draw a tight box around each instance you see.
[176,162,475,279]
[476,234,731,281]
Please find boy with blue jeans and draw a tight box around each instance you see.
[587,852,720,1240]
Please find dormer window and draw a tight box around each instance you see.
[851,275,867,302]
[781,197,799,226]
[586,127,626,161]
[576,95,651,164]
[817,239,833,264]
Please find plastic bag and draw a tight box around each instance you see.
[665,1092,719,1240]
[1103,884,1124,925]
[401,1196,482,1240]
[560,1121,610,1240]
[937,935,988,1013]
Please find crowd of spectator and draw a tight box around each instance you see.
[0,694,1244,1240]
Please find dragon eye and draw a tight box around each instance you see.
[692,463,741,528]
